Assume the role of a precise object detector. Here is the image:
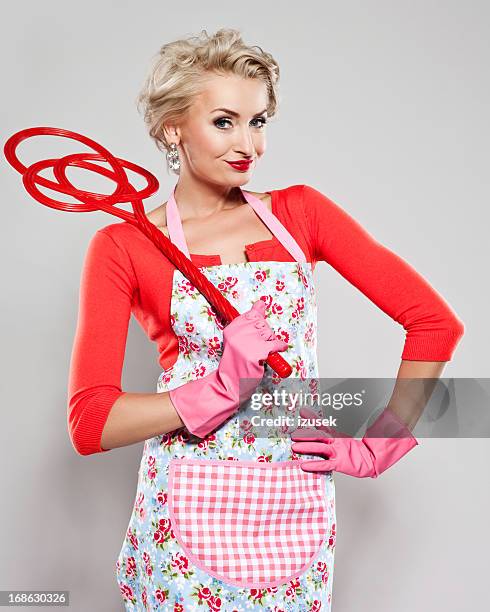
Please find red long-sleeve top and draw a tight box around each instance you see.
[67,184,464,456]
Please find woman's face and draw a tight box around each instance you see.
[170,72,269,187]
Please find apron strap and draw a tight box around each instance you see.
[166,187,192,259]
[241,190,307,263]
[165,186,306,263]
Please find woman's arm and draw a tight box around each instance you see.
[302,184,465,362]
[385,359,446,430]
[100,392,184,451]
[301,184,465,430]
[67,229,183,456]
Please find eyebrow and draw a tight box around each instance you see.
[210,107,268,117]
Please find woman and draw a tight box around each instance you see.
[67,28,464,611]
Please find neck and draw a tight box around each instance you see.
[173,178,246,221]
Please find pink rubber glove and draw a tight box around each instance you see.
[169,299,288,438]
[290,406,418,478]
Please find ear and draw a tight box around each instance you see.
[162,122,181,146]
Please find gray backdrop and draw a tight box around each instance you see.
[1,1,488,610]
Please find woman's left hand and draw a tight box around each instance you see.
[290,406,419,479]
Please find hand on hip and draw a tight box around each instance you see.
[290,406,418,479]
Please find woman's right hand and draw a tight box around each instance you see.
[222,298,289,369]
[169,299,288,439]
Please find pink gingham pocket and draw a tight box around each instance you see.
[167,458,330,588]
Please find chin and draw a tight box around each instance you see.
[222,174,251,186]
[235,177,252,188]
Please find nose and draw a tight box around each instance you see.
[234,124,255,156]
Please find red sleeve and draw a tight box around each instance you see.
[67,229,136,456]
[301,184,465,361]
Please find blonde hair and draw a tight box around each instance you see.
[136,28,281,173]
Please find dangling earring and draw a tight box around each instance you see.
[166,143,180,172]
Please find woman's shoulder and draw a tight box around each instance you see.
[249,184,307,211]
[102,203,169,239]
[93,220,141,247]
[254,184,305,198]
[264,184,309,216]
[93,209,169,250]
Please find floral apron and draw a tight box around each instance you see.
[115,187,336,612]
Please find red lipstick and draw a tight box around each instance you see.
[226,160,252,172]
